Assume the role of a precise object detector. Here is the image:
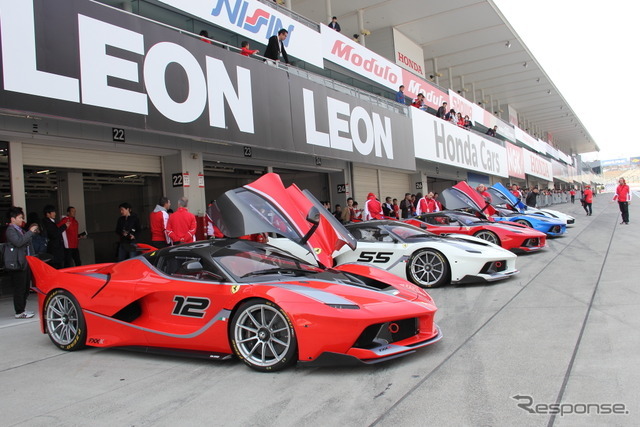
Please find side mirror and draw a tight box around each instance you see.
[183,260,203,271]
[306,207,321,225]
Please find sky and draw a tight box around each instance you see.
[493,0,640,162]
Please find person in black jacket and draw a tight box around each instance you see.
[263,29,289,63]
[328,17,341,32]
[525,187,539,208]
[116,202,141,261]
[436,102,447,118]
[42,205,67,269]
[5,206,39,318]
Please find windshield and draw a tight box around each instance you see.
[216,250,323,280]
[383,223,436,240]
[452,215,486,226]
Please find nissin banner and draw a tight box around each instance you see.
[158,0,324,68]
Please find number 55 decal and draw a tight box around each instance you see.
[357,251,393,263]
[172,296,210,318]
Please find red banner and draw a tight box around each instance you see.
[506,142,525,179]
[401,69,448,110]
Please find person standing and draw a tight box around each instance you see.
[613,178,631,224]
[436,102,447,118]
[400,193,413,219]
[382,197,394,218]
[525,187,539,208]
[166,197,197,244]
[58,206,82,267]
[116,202,141,261]
[327,16,341,32]
[263,29,289,63]
[476,184,492,203]
[582,185,593,216]
[510,184,523,199]
[433,192,444,211]
[5,207,38,318]
[239,41,259,57]
[42,205,67,269]
[150,197,171,248]
[341,197,355,223]
[392,198,400,219]
[395,85,406,104]
[363,193,383,220]
[416,192,438,215]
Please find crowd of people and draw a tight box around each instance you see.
[397,90,474,131]
[328,191,446,223]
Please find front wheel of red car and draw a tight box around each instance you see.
[474,230,500,246]
[230,299,297,372]
[44,289,87,351]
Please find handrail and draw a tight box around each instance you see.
[254,0,321,31]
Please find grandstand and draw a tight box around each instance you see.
[602,157,640,191]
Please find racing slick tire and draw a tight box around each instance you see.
[514,219,532,228]
[406,249,450,288]
[230,299,298,372]
[44,289,87,351]
[473,230,501,246]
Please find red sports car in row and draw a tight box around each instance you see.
[28,174,441,371]
[404,211,546,252]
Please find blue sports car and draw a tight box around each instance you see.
[486,183,566,236]
[440,182,566,237]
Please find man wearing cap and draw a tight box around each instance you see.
[582,185,593,216]
[364,193,383,220]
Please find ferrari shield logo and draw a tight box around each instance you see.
[314,248,322,254]
[231,285,240,294]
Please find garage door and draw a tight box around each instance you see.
[379,170,412,202]
[353,166,379,204]
[22,144,161,173]
[353,166,411,204]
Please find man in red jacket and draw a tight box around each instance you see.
[166,197,197,244]
[416,192,438,215]
[613,178,631,224]
[582,185,593,216]
[58,206,82,267]
[363,193,383,220]
[150,197,171,247]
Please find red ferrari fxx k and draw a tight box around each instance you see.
[404,211,546,252]
[29,174,441,371]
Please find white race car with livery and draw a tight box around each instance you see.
[330,221,519,288]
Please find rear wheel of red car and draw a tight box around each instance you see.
[230,299,297,372]
[44,289,87,351]
[514,219,532,228]
[474,230,500,246]
[406,249,450,288]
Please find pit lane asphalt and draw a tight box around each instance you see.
[1,194,638,427]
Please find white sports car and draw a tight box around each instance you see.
[330,221,519,288]
[521,207,575,225]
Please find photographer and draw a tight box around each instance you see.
[5,206,38,318]
[115,202,141,261]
